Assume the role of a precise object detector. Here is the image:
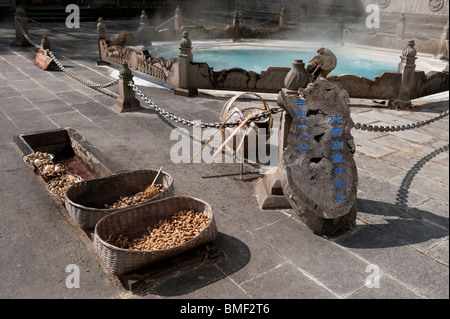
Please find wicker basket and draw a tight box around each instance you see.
[47,174,84,204]
[22,152,55,166]
[64,169,174,229]
[94,196,218,275]
[22,152,55,174]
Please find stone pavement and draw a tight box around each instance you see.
[0,18,448,300]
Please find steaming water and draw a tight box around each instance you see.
[151,43,400,79]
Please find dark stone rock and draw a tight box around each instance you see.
[279,79,358,236]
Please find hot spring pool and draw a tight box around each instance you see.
[150,42,403,79]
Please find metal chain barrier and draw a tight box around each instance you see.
[153,16,174,29]
[15,16,118,90]
[128,81,283,128]
[352,109,449,132]
[130,81,449,131]
[45,50,119,89]
[15,16,41,48]
[15,17,449,132]
[182,17,203,26]
[27,17,97,40]
[254,16,278,27]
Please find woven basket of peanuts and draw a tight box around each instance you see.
[64,168,173,229]
[94,196,218,275]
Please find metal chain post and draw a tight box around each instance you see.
[14,16,118,90]
[128,81,283,128]
[45,50,119,89]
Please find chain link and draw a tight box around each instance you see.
[154,16,175,29]
[128,81,283,128]
[352,109,449,132]
[45,49,119,89]
[130,81,449,131]
[14,16,41,48]
[15,16,118,90]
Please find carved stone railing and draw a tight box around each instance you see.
[328,71,449,101]
[99,38,178,86]
[189,63,290,93]
[97,18,449,103]
[328,73,402,100]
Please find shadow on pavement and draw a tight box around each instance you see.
[128,232,251,297]
[336,197,448,249]
[396,144,449,208]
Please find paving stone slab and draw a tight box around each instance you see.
[240,262,338,299]
[253,217,370,297]
[353,138,398,158]
[425,238,449,266]
[5,108,59,133]
[372,134,438,157]
[55,90,97,105]
[357,168,429,207]
[33,98,75,115]
[336,226,449,299]
[392,173,449,204]
[408,199,449,230]
[18,87,59,102]
[344,275,422,299]
[354,152,406,182]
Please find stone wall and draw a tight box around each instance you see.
[233,0,449,18]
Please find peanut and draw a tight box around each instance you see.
[104,184,166,209]
[106,210,210,251]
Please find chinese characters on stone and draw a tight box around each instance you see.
[295,99,347,205]
[296,99,308,154]
[330,115,346,204]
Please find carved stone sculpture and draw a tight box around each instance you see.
[284,59,309,94]
[306,48,337,82]
[279,79,357,236]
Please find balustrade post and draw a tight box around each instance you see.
[113,62,142,113]
[437,21,449,59]
[174,6,183,31]
[175,31,197,97]
[397,13,406,39]
[279,6,288,27]
[97,17,110,66]
[137,10,152,46]
[15,5,31,47]
[390,40,417,109]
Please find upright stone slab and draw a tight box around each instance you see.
[279,79,358,236]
